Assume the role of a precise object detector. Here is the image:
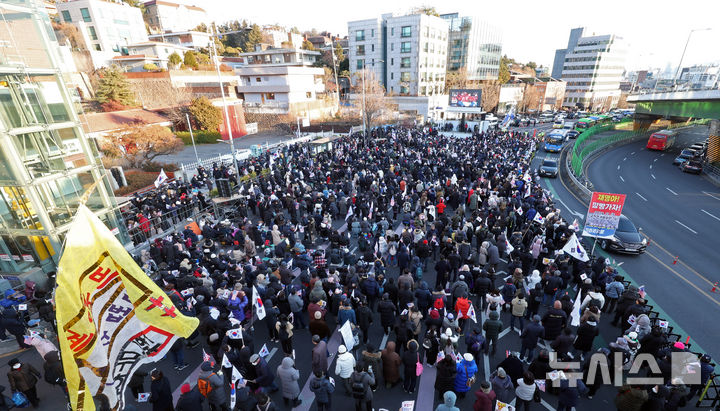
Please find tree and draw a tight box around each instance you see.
[245,24,263,52]
[189,96,223,131]
[411,5,440,16]
[526,61,537,70]
[499,55,512,84]
[352,69,391,129]
[334,41,345,62]
[445,67,469,93]
[183,50,198,69]
[193,23,208,33]
[519,84,541,113]
[195,52,211,65]
[480,81,501,112]
[224,46,240,56]
[168,52,182,68]
[302,39,315,50]
[101,124,183,168]
[95,65,136,107]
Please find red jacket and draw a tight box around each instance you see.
[474,389,497,411]
[437,201,446,214]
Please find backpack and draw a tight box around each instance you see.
[351,374,365,399]
[198,373,215,397]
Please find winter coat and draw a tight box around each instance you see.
[487,244,500,265]
[312,341,328,374]
[511,297,528,317]
[309,281,327,302]
[605,280,625,299]
[558,378,587,407]
[337,305,357,325]
[454,358,478,393]
[175,387,204,411]
[574,321,599,352]
[378,300,397,327]
[473,389,497,411]
[435,391,460,411]
[350,370,375,401]
[309,375,335,404]
[150,376,174,411]
[197,369,226,405]
[614,385,649,411]
[381,341,402,383]
[541,307,567,340]
[277,357,300,399]
[288,293,304,313]
[483,311,503,340]
[401,341,419,379]
[435,360,457,393]
[521,321,545,347]
[490,373,514,403]
[334,351,356,379]
[361,350,382,379]
[7,364,40,392]
[551,333,575,357]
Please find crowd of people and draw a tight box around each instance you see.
[3,125,716,411]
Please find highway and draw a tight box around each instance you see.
[530,125,720,359]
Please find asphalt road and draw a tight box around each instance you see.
[530,125,720,362]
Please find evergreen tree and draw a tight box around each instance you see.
[188,97,222,131]
[183,50,198,69]
[168,52,182,68]
[245,24,263,52]
[95,65,136,106]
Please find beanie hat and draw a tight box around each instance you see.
[181,383,191,394]
[201,361,213,371]
[338,345,347,354]
[673,342,686,350]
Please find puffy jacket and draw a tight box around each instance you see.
[521,321,545,347]
[378,300,397,326]
[434,357,457,394]
[483,311,503,340]
[197,369,226,405]
[541,307,567,340]
[277,357,300,400]
[337,305,357,325]
[7,364,40,392]
[312,341,328,374]
[473,389,497,411]
[605,281,625,299]
[435,390,460,411]
[490,373,514,403]
[350,370,375,401]
[511,297,528,317]
[176,387,204,411]
[334,351,355,378]
[288,293,304,313]
[454,358,478,392]
[309,375,335,404]
[309,281,327,302]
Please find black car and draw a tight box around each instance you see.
[681,159,703,174]
[599,215,647,254]
[538,158,558,178]
[565,130,580,139]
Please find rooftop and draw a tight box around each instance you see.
[143,0,205,12]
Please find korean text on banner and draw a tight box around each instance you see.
[55,205,199,411]
[581,192,626,239]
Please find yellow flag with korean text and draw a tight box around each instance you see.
[56,205,198,411]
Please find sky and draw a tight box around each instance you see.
[185,0,720,72]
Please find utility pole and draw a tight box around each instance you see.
[210,24,239,174]
[362,67,366,136]
[332,42,340,113]
[673,28,711,90]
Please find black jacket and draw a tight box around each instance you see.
[541,308,567,341]
[175,388,204,411]
[520,322,545,347]
[378,300,396,326]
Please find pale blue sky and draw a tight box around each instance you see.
[189,0,720,71]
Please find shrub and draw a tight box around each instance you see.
[113,171,157,196]
[140,161,179,172]
[189,96,222,131]
[100,100,133,112]
[176,130,221,145]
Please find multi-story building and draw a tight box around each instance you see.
[57,0,148,69]
[219,48,321,70]
[678,65,720,90]
[554,28,626,110]
[263,28,304,50]
[348,13,448,96]
[148,30,213,50]
[0,0,127,281]
[235,66,335,120]
[440,13,502,81]
[112,41,191,71]
[143,0,208,34]
[551,27,584,79]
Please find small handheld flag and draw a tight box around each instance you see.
[138,393,150,402]
[468,303,477,323]
[253,285,266,320]
[259,344,270,357]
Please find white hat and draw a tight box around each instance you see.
[445,328,452,336]
[338,345,347,354]
[463,353,474,362]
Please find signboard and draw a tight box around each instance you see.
[22,254,33,262]
[448,89,481,108]
[0,254,10,262]
[582,192,626,239]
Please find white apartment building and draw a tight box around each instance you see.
[263,28,304,50]
[557,28,626,110]
[112,41,191,71]
[148,30,212,49]
[143,0,209,33]
[678,65,720,90]
[57,0,148,69]
[348,13,448,96]
[235,66,335,120]
[220,49,321,70]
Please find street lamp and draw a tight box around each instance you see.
[210,24,239,174]
[672,28,712,89]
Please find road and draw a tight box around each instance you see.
[530,125,720,361]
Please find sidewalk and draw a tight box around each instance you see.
[156,131,295,165]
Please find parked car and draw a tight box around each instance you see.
[598,215,647,254]
[565,130,580,139]
[538,158,559,178]
[672,149,695,165]
[680,159,703,174]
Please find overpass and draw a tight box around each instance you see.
[627,89,720,127]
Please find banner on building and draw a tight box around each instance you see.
[56,205,198,411]
[581,192,626,239]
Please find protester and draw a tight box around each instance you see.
[149,370,174,411]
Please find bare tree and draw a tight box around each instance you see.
[352,69,391,129]
[480,81,501,113]
[100,123,184,168]
[445,67,469,93]
[519,84,541,113]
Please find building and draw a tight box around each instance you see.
[308,35,332,50]
[148,30,213,50]
[113,41,191,71]
[348,12,449,96]
[220,48,321,69]
[235,66,335,120]
[263,28,304,49]
[498,84,525,114]
[440,13,502,81]
[678,65,720,90]
[143,0,208,33]
[554,28,627,110]
[551,27,584,79]
[0,0,127,281]
[57,0,148,69]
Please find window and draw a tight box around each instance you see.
[390,58,394,65]
[390,73,394,80]
[356,59,364,69]
[88,26,98,41]
[400,57,410,68]
[390,43,394,51]
[356,45,365,56]
[80,8,91,22]
[420,86,426,95]
[266,93,275,100]
[61,10,71,22]
[371,44,374,52]
[423,42,428,52]
[401,26,411,37]
[401,72,410,82]
[401,85,409,94]
[355,30,365,41]
[94,44,102,51]
[371,29,374,37]
[306,92,312,98]
[256,77,262,82]
[391,27,394,36]
[401,42,411,53]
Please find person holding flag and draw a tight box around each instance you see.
[454,293,472,334]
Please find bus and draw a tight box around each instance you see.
[544,132,565,152]
[646,130,677,151]
[575,118,595,131]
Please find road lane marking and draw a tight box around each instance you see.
[702,209,720,222]
[650,164,653,169]
[617,165,620,170]
[631,152,636,155]
[703,191,720,201]
[553,194,583,218]
[675,220,697,234]
[636,192,647,201]
[666,187,678,195]
[654,158,658,162]
[661,153,665,156]
[651,174,656,179]
[619,176,625,182]
[646,250,720,308]
[623,157,627,161]
[379,333,389,350]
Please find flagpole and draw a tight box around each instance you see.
[590,238,597,257]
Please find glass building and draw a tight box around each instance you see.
[441,13,502,81]
[0,0,127,282]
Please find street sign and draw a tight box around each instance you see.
[582,192,626,239]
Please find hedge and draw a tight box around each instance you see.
[176,130,221,145]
